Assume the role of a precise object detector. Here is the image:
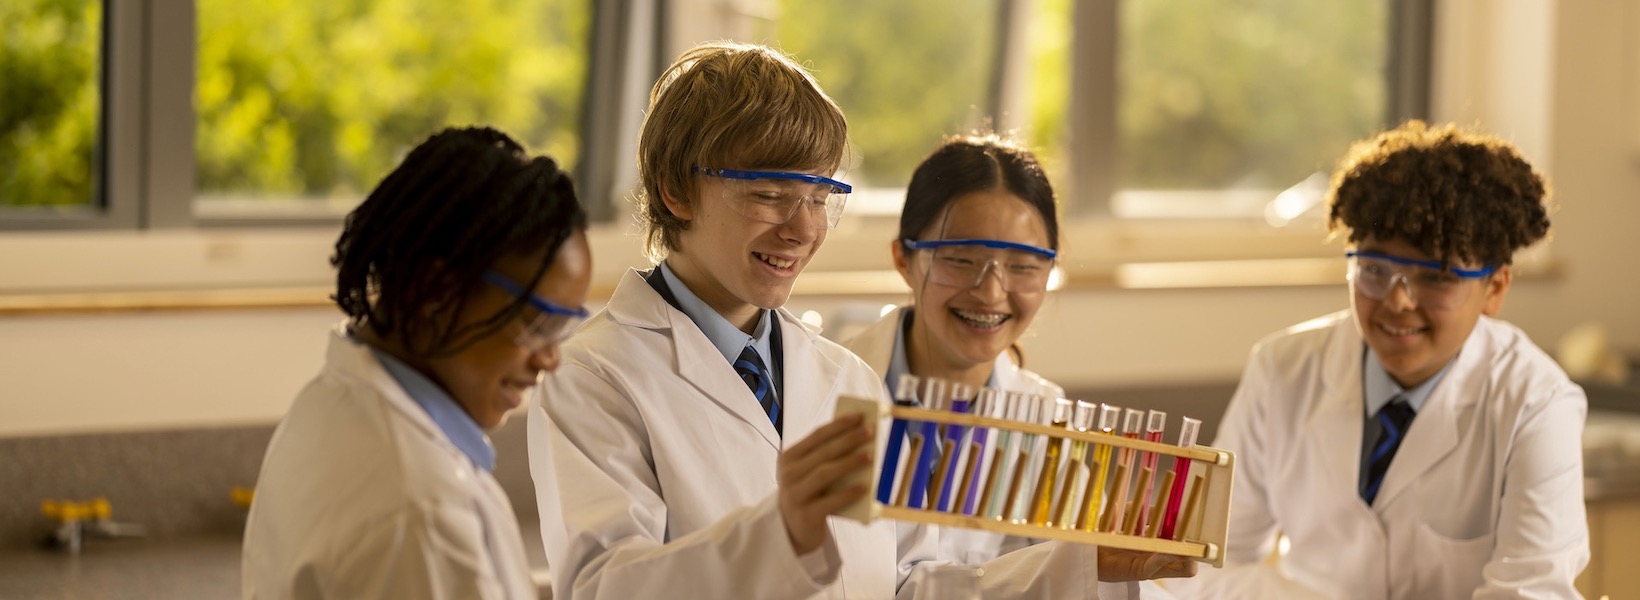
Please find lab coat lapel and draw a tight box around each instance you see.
[777,309,842,444]
[1308,324,1371,514]
[605,269,782,451]
[1371,324,1487,509]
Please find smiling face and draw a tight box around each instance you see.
[662,170,831,331]
[895,189,1052,380]
[1349,236,1511,388]
[424,231,593,430]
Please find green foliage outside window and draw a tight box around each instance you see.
[0,0,101,208]
[196,0,590,201]
[769,0,999,189]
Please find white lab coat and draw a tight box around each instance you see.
[243,326,536,599]
[529,270,1107,600]
[1169,311,1588,600]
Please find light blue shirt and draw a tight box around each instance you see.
[1358,346,1454,487]
[370,346,495,472]
[657,262,778,383]
[882,307,994,403]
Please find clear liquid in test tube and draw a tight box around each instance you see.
[980,391,1023,520]
[1101,408,1145,532]
[1080,404,1121,531]
[1160,416,1202,539]
[1004,394,1045,523]
[878,374,920,504]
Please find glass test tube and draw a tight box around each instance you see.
[1028,398,1073,525]
[877,374,921,504]
[1079,404,1121,531]
[1101,408,1145,532]
[1057,400,1097,528]
[979,391,1022,520]
[1130,410,1167,535]
[1159,416,1202,539]
[1004,394,1045,523]
[934,383,975,512]
[904,378,948,510]
[957,388,999,516]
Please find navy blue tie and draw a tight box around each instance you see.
[1361,399,1415,505]
[735,345,781,436]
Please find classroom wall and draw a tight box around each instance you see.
[2,1,1636,438]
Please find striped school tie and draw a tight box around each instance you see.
[1360,399,1415,505]
[735,345,781,436]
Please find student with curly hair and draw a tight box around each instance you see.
[1170,121,1588,599]
[244,126,592,599]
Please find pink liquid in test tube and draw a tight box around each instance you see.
[1159,416,1201,540]
[1133,410,1166,534]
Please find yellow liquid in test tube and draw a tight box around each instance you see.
[1080,404,1122,531]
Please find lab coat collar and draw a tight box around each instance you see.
[1313,312,1487,511]
[604,268,831,450]
[320,324,460,459]
[1371,317,1495,509]
[369,345,496,471]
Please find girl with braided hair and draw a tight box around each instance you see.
[245,126,592,599]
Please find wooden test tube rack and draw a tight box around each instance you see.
[835,398,1236,567]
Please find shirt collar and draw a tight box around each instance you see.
[657,261,774,364]
[883,307,995,403]
[1362,347,1453,417]
[369,345,496,472]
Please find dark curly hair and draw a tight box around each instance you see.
[331,126,587,359]
[1326,120,1551,269]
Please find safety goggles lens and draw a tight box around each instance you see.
[1346,253,1486,309]
[482,270,590,352]
[513,310,586,352]
[909,239,1055,293]
[700,168,850,229]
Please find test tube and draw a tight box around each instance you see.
[957,388,990,514]
[1057,400,1097,528]
[1101,408,1145,532]
[904,378,948,510]
[1028,397,1073,525]
[934,382,975,512]
[1003,394,1045,523]
[980,391,1022,520]
[877,374,920,504]
[1129,410,1167,535]
[1159,416,1202,539]
[1079,404,1121,531]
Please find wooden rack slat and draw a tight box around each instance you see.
[878,506,1213,558]
[889,406,1225,464]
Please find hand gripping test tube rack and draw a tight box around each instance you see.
[832,376,1236,567]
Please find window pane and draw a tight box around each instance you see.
[0,0,103,209]
[1027,0,1391,218]
[1120,0,1387,191]
[195,0,590,210]
[764,0,1000,191]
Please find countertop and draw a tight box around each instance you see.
[0,520,551,600]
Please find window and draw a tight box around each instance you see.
[731,0,1428,225]
[194,0,592,220]
[0,0,593,230]
[0,0,103,211]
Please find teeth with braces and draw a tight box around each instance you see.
[953,308,1007,327]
